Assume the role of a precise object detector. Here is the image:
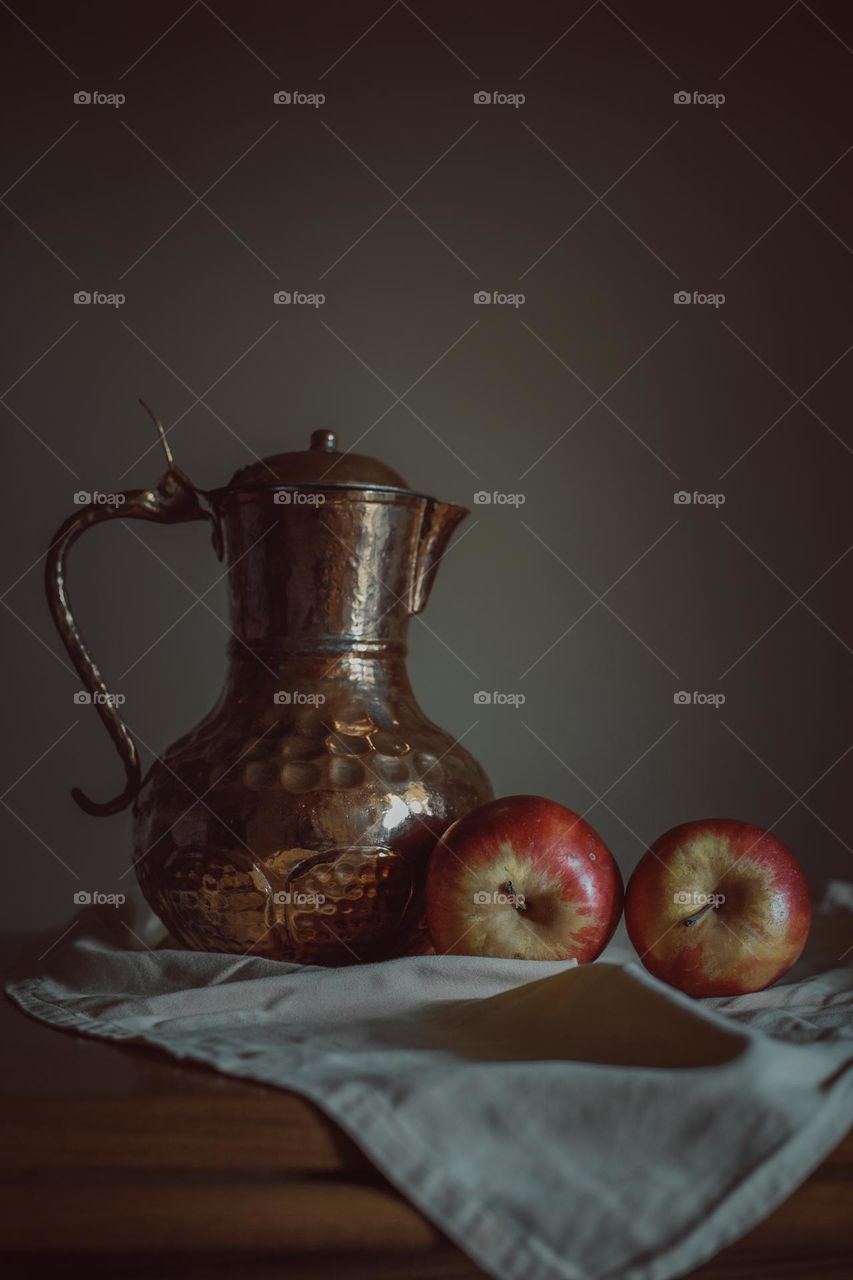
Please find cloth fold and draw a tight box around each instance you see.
[6,886,853,1280]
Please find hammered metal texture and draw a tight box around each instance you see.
[129,480,492,963]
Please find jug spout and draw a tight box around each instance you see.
[411,500,469,614]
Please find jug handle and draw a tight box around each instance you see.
[45,450,215,817]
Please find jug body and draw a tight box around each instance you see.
[133,483,491,963]
[134,651,490,962]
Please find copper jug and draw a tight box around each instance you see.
[45,420,492,963]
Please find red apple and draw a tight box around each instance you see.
[426,795,623,961]
[625,819,812,997]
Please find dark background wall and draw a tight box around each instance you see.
[2,0,851,935]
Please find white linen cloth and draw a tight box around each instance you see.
[6,885,853,1280]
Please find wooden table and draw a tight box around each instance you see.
[1,956,851,1279]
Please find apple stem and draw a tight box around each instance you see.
[501,879,527,913]
[681,901,717,929]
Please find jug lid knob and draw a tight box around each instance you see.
[310,429,338,452]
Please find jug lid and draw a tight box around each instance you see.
[226,430,411,492]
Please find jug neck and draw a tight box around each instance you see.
[222,646,418,713]
[216,489,442,653]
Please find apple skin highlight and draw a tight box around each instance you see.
[426,795,624,961]
[625,818,812,997]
